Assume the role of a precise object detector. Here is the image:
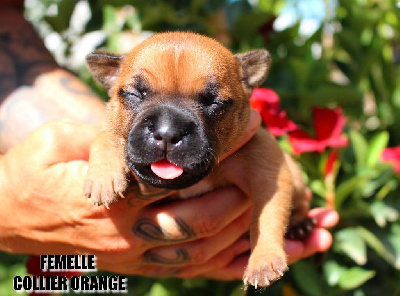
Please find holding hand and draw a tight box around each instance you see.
[0,120,252,279]
[0,111,338,281]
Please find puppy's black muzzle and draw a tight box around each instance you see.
[126,104,215,189]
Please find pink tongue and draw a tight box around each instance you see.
[151,160,184,180]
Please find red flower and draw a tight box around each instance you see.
[250,88,297,136]
[288,107,349,154]
[324,150,339,177]
[381,146,400,173]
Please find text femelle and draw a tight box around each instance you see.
[40,255,96,271]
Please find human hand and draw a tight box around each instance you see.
[196,207,339,281]
[286,208,339,264]
[0,112,338,282]
[0,111,260,280]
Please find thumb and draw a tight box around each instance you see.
[220,109,261,161]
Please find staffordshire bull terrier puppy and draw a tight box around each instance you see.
[84,32,314,289]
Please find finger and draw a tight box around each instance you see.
[183,238,250,281]
[131,186,251,247]
[198,252,249,281]
[286,228,333,264]
[285,239,305,264]
[220,109,261,161]
[122,238,250,280]
[300,228,333,259]
[141,210,251,267]
[308,208,339,228]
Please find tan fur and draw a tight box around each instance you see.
[84,32,311,288]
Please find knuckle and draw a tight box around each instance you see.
[192,214,221,237]
[38,122,66,138]
[35,121,73,148]
[95,237,133,255]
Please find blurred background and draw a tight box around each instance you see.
[1,0,400,295]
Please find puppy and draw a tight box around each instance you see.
[84,32,314,288]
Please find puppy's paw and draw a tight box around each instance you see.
[243,251,288,290]
[285,217,316,240]
[84,170,129,208]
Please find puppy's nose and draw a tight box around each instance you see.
[153,124,184,150]
[147,107,195,151]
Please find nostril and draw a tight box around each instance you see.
[152,129,183,146]
[170,137,181,145]
[154,133,163,141]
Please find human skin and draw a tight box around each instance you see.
[0,2,338,280]
[0,118,338,279]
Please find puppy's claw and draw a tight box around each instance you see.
[83,179,93,199]
[263,277,270,287]
[277,269,284,277]
[243,277,249,291]
[84,172,129,208]
[243,253,288,289]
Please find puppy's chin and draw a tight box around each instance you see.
[130,164,214,190]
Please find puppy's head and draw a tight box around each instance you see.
[87,32,270,189]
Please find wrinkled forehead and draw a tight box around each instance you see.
[118,41,237,95]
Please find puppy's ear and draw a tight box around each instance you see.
[86,51,124,90]
[235,49,271,91]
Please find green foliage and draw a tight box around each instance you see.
[0,254,28,296]
[2,0,399,295]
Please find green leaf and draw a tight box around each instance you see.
[103,5,119,32]
[229,284,246,296]
[378,101,395,126]
[45,0,77,32]
[334,228,367,265]
[356,226,395,264]
[291,260,324,296]
[388,225,400,269]
[349,130,368,167]
[125,8,141,31]
[376,178,398,199]
[370,200,399,227]
[310,179,327,199]
[232,11,272,39]
[323,260,345,286]
[361,167,395,197]
[335,176,365,210]
[147,282,174,296]
[366,131,389,168]
[337,267,375,290]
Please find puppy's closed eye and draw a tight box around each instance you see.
[199,93,234,116]
[199,91,218,107]
[118,77,150,106]
[198,82,233,116]
[119,88,143,100]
